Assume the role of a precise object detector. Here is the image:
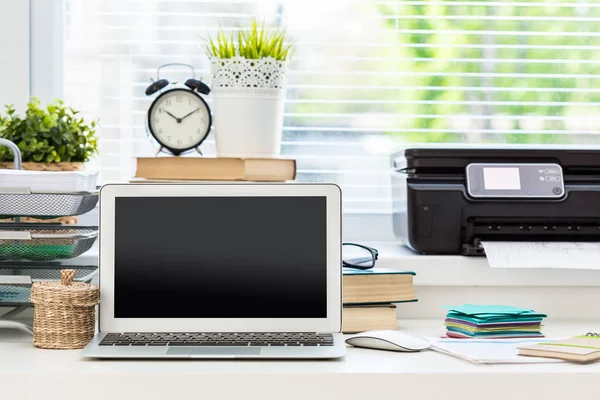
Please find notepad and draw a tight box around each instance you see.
[519,334,600,363]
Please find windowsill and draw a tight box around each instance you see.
[69,242,600,288]
[374,243,600,287]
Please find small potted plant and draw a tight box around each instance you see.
[204,21,294,158]
[0,97,98,171]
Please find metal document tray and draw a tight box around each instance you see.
[0,265,98,306]
[0,224,98,261]
[0,189,99,219]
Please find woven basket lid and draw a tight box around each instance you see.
[30,269,99,308]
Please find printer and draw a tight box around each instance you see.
[391,147,600,255]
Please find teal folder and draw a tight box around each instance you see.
[444,304,547,322]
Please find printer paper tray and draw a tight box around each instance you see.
[463,218,600,256]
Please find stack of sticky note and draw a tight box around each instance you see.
[444,305,547,339]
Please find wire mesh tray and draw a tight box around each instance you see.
[0,224,98,261]
[0,282,31,305]
[0,266,98,305]
[0,139,98,218]
[0,189,99,219]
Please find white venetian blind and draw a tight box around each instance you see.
[63,0,600,214]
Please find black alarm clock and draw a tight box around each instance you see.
[145,63,211,155]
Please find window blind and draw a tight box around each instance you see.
[63,0,600,214]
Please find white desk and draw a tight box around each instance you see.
[2,320,600,400]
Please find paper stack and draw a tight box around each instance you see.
[0,169,98,192]
[444,305,547,339]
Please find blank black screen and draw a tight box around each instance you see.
[114,196,327,318]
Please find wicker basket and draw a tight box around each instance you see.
[30,269,99,349]
[0,161,85,171]
[0,216,79,225]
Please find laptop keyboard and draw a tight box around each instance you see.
[99,332,335,347]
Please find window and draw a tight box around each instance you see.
[0,1,29,109]
[61,0,600,231]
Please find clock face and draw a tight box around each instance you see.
[147,88,211,154]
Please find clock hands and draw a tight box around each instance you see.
[164,110,182,123]
[163,108,200,124]
[179,108,201,122]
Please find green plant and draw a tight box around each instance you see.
[204,20,294,61]
[0,98,98,163]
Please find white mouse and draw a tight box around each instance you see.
[345,330,430,352]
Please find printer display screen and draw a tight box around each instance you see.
[483,167,521,190]
[467,163,564,198]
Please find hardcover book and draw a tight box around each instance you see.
[342,268,416,305]
[134,157,296,182]
[342,304,398,334]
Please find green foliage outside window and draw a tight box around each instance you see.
[290,1,600,144]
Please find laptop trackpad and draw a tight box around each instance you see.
[167,347,261,356]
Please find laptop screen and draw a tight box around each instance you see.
[113,196,327,318]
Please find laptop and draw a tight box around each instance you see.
[81,183,346,359]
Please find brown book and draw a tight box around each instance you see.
[343,268,416,305]
[342,304,398,333]
[134,157,296,182]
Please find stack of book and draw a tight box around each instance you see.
[444,305,547,339]
[342,268,416,333]
[132,157,296,182]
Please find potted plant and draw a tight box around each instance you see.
[0,97,98,171]
[204,21,294,158]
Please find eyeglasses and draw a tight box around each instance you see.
[342,242,379,270]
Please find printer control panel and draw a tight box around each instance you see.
[466,163,565,199]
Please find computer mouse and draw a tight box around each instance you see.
[345,330,430,352]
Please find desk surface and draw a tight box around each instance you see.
[2,319,600,400]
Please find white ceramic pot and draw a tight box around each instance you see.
[213,87,285,158]
[210,56,288,158]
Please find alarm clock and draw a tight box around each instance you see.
[145,63,212,155]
